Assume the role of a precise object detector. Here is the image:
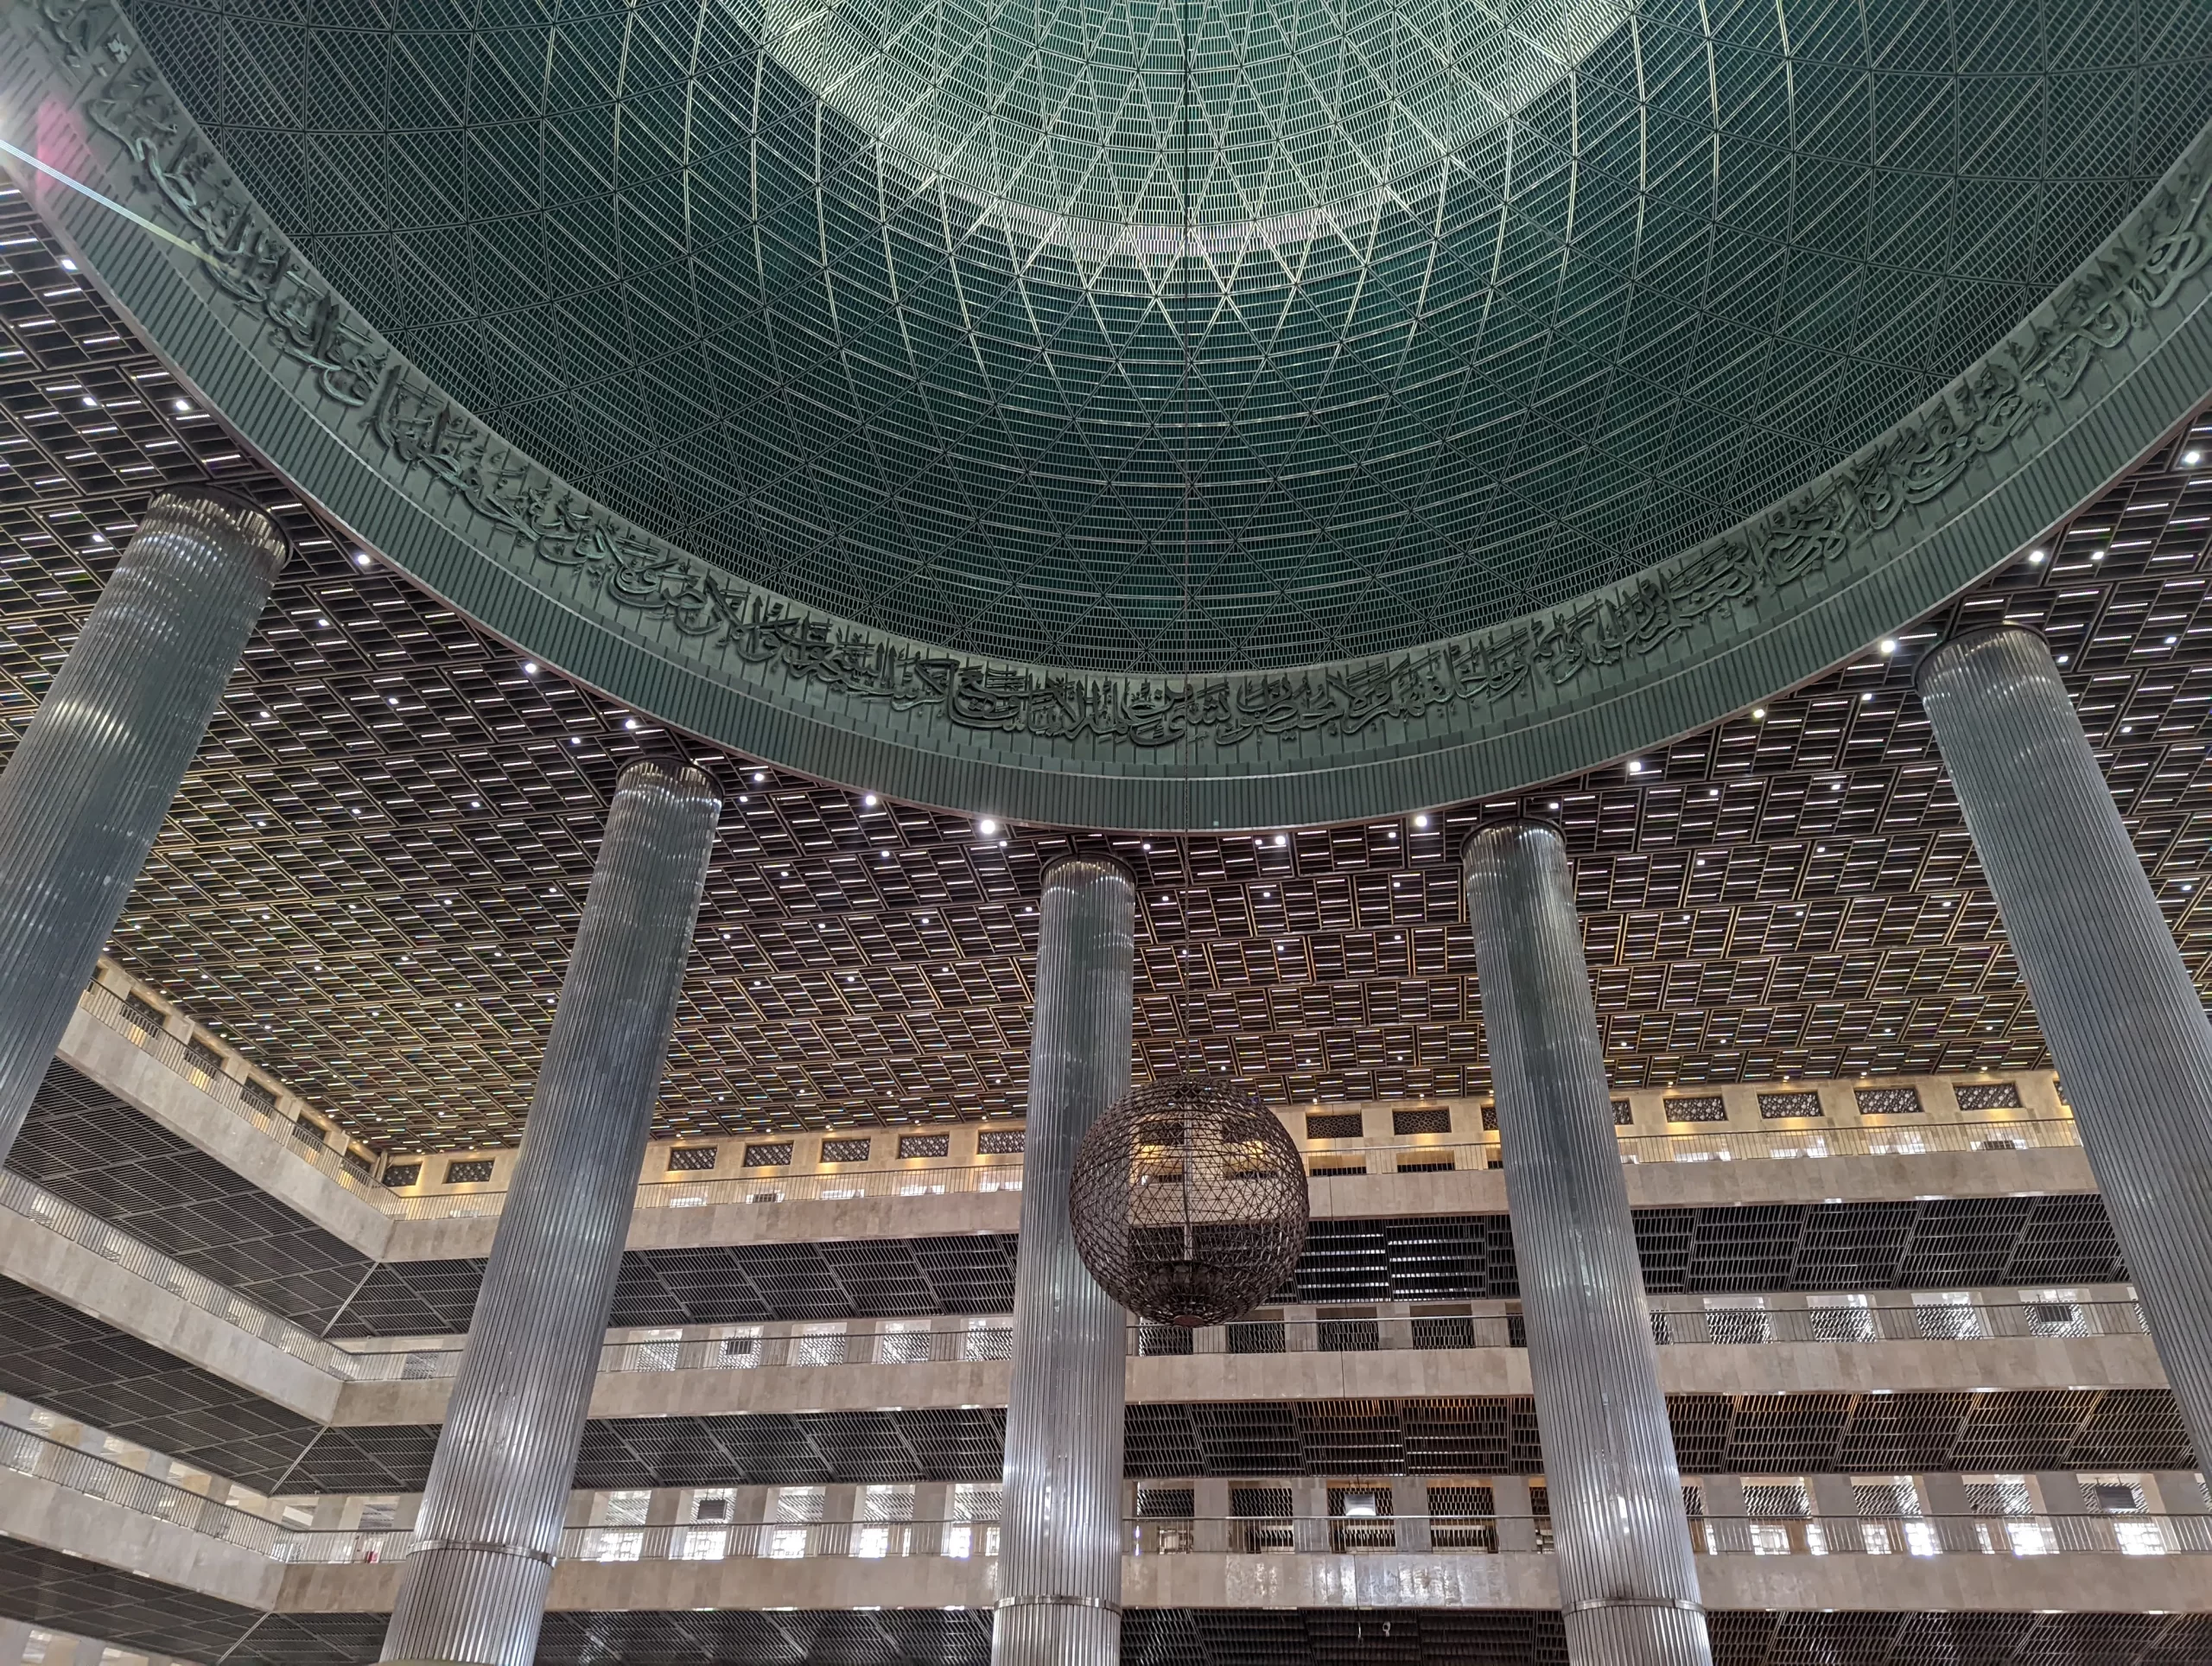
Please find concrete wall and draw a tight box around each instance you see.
[270,1546,2212,1616]
[0,1207,340,1422]
[324,1332,2164,1428]
[0,1466,281,1611]
[56,1001,391,1261]
[375,1143,2100,1263]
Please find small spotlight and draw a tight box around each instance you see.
[1878,639,1898,656]
[1412,813,1429,829]
[2185,449,2203,467]
[1628,760,1643,774]
[978,817,999,836]
[173,398,193,413]
[80,394,98,407]
[862,792,879,807]
[522,661,538,676]
[752,771,766,784]
[623,717,639,730]
[2028,548,2047,564]
[1751,707,1765,721]
[1274,833,1287,847]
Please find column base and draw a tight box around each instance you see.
[1564,1600,1713,1666]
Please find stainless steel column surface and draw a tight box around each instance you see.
[994,855,1135,1666]
[380,762,721,1666]
[0,488,284,1168]
[1919,626,2212,1466]
[1463,822,1713,1666]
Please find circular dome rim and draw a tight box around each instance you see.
[11,6,2212,831]
[113,0,2212,680]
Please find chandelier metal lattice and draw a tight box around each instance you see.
[1068,1075,1310,1327]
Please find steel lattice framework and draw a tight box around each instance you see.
[118,0,2212,675]
[5,185,2212,1154]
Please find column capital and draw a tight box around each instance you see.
[1040,851,1135,891]
[1915,621,2050,690]
[142,486,290,578]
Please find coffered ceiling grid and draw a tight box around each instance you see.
[5,188,2212,1154]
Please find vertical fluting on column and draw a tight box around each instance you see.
[1464,823,1712,1666]
[381,763,720,1666]
[0,488,284,1169]
[994,856,1135,1666]
[1919,626,2212,1467]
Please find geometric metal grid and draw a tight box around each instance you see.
[3,1258,2190,1488]
[0,1536,270,1666]
[9,186,2212,1153]
[11,1590,2212,1666]
[8,1577,2212,1666]
[118,0,2212,674]
[0,1275,435,1494]
[335,1233,1026,1339]
[322,1195,2124,1338]
[6,1060,373,1329]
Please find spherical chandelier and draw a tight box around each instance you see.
[1068,1076,1309,1327]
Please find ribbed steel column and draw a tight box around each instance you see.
[382,763,720,1666]
[1920,626,2212,1467]
[0,488,283,1170]
[994,856,1134,1666]
[1464,823,1712,1666]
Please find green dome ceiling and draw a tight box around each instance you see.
[756,0,1627,235]
[125,0,2212,675]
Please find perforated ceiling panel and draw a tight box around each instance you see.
[8,187,2212,1154]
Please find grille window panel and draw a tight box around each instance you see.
[976,1129,1025,1154]
[667,1145,719,1172]
[1306,1112,1363,1140]
[1757,1091,1822,1120]
[184,1038,225,1079]
[820,1137,872,1163]
[1855,1085,1923,1115]
[1665,1096,1727,1123]
[1612,1099,1633,1126]
[381,1161,422,1188]
[443,1157,493,1184]
[1955,1081,2025,1110]
[898,1133,950,1159]
[742,1142,794,1168]
[240,1078,279,1116]
[119,995,164,1037]
[1391,1108,1451,1135]
[290,1117,330,1152]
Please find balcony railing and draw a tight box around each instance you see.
[383,1115,2082,1222]
[262,1510,2212,1567]
[10,1410,2201,1578]
[334,1292,2148,1382]
[0,1417,281,1555]
[382,1158,1028,1220]
[0,1168,356,1377]
[74,976,381,1205]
